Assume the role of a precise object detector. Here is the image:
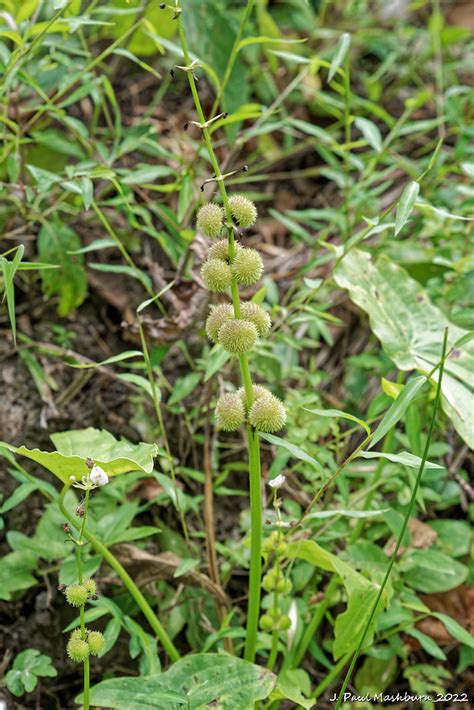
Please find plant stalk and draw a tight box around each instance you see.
[59,486,180,663]
[175,2,263,662]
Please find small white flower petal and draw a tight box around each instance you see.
[268,474,286,489]
[90,464,109,486]
[287,600,298,649]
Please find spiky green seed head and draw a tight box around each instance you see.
[201,259,232,292]
[196,203,224,238]
[259,614,274,632]
[240,301,271,337]
[279,614,291,631]
[249,393,286,433]
[229,195,257,228]
[205,303,234,342]
[237,384,271,410]
[65,583,89,607]
[87,630,105,656]
[276,541,288,558]
[207,239,242,263]
[67,635,90,663]
[218,319,258,355]
[83,579,96,597]
[215,393,246,432]
[233,248,263,286]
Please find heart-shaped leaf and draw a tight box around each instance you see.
[1,428,158,484]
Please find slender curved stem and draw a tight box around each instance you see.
[334,328,449,707]
[210,0,255,118]
[76,488,90,710]
[175,2,263,662]
[59,486,180,663]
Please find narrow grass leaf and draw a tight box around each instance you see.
[369,375,426,449]
[328,33,350,82]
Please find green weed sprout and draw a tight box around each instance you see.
[162,0,287,663]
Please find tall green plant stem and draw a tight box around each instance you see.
[334,328,449,708]
[175,3,262,663]
[59,486,180,663]
[76,488,91,710]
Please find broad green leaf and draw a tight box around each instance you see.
[260,433,323,474]
[2,428,158,484]
[288,540,388,659]
[431,612,474,649]
[304,407,370,435]
[6,649,57,697]
[403,549,468,593]
[0,550,37,600]
[328,32,350,82]
[355,117,383,153]
[37,218,87,316]
[270,668,315,708]
[405,628,446,660]
[84,654,276,709]
[334,250,474,447]
[357,450,443,469]
[395,181,419,235]
[381,376,404,399]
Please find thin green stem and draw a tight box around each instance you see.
[175,1,263,662]
[137,319,190,546]
[59,486,180,663]
[210,0,255,118]
[245,426,262,662]
[334,328,449,708]
[76,488,90,710]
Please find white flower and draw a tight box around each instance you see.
[90,464,109,487]
[268,474,285,489]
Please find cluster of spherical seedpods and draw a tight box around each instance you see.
[197,195,286,434]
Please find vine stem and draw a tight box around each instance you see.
[334,328,449,707]
[59,486,180,663]
[175,2,262,662]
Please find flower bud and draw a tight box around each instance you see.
[276,541,288,557]
[279,614,291,631]
[233,248,263,286]
[205,303,233,342]
[207,239,242,263]
[65,583,89,607]
[67,635,90,663]
[201,259,232,292]
[90,464,108,487]
[249,393,286,433]
[215,393,245,432]
[87,630,105,656]
[229,195,257,228]
[83,579,97,597]
[218,319,258,355]
[196,203,224,238]
[240,301,271,337]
